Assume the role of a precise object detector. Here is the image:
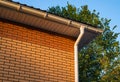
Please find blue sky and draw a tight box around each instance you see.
[13,0,120,42]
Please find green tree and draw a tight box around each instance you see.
[48,3,120,82]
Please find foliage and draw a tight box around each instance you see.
[48,3,120,82]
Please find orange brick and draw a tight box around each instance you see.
[0,19,75,82]
[8,78,19,82]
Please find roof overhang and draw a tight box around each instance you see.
[0,0,103,48]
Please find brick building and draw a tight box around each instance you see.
[0,0,102,82]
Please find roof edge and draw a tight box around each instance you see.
[0,0,103,33]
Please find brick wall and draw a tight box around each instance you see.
[0,19,75,82]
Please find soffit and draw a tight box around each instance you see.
[0,6,79,38]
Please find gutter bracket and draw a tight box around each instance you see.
[67,20,72,26]
[17,5,22,11]
[44,12,48,18]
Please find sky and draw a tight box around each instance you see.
[13,0,120,42]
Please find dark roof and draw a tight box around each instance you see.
[11,0,101,28]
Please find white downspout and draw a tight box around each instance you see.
[74,26,85,82]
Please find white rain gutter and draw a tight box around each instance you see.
[74,26,85,82]
[0,0,103,33]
